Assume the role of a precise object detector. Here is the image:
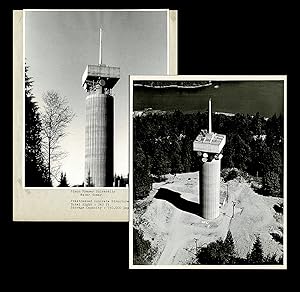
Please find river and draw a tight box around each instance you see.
[133,80,284,118]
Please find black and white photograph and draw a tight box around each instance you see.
[129,75,286,268]
[13,9,177,221]
[23,9,172,188]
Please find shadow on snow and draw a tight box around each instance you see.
[154,188,201,217]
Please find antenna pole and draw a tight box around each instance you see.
[99,28,102,64]
[209,98,212,133]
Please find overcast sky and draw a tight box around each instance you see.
[25,10,168,186]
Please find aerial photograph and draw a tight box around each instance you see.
[131,77,286,267]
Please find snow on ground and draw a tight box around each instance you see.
[227,179,283,258]
[133,172,283,265]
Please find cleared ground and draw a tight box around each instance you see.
[133,171,283,265]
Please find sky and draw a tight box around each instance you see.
[25,10,168,186]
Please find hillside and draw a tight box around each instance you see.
[133,171,283,265]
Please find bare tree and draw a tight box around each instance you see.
[41,90,75,184]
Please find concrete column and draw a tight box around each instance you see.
[199,157,221,219]
[85,88,114,187]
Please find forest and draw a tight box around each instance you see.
[133,109,284,199]
[133,228,283,265]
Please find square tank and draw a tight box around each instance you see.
[82,64,120,91]
[193,131,226,154]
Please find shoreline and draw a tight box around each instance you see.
[133,81,213,89]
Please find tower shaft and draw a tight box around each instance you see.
[199,158,221,219]
[85,89,114,187]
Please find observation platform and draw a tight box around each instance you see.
[82,64,120,92]
[193,130,226,154]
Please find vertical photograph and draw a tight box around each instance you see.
[130,76,286,268]
[24,9,171,189]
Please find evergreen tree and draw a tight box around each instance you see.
[151,142,171,180]
[181,138,192,172]
[85,169,94,187]
[231,134,251,171]
[133,228,155,265]
[264,254,283,265]
[172,110,185,133]
[120,175,125,187]
[134,146,152,199]
[114,173,117,186]
[197,231,236,265]
[263,171,281,197]
[223,230,236,263]
[249,139,268,176]
[232,113,251,142]
[197,239,225,264]
[58,172,69,187]
[170,139,184,174]
[247,236,264,264]
[224,169,238,182]
[222,136,235,169]
[250,112,263,136]
[261,149,282,175]
[265,114,283,150]
[25,64,50,186]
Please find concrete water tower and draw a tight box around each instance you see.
[82,28,120,187]
[193,98,226,219]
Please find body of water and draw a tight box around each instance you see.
[133,81,284,117]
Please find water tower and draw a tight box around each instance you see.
[193,98,226,219]
[82,29,120,187]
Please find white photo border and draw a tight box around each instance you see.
[129,74,287,269]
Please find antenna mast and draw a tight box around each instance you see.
[99,28,102,64]
[209,98,212,133]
